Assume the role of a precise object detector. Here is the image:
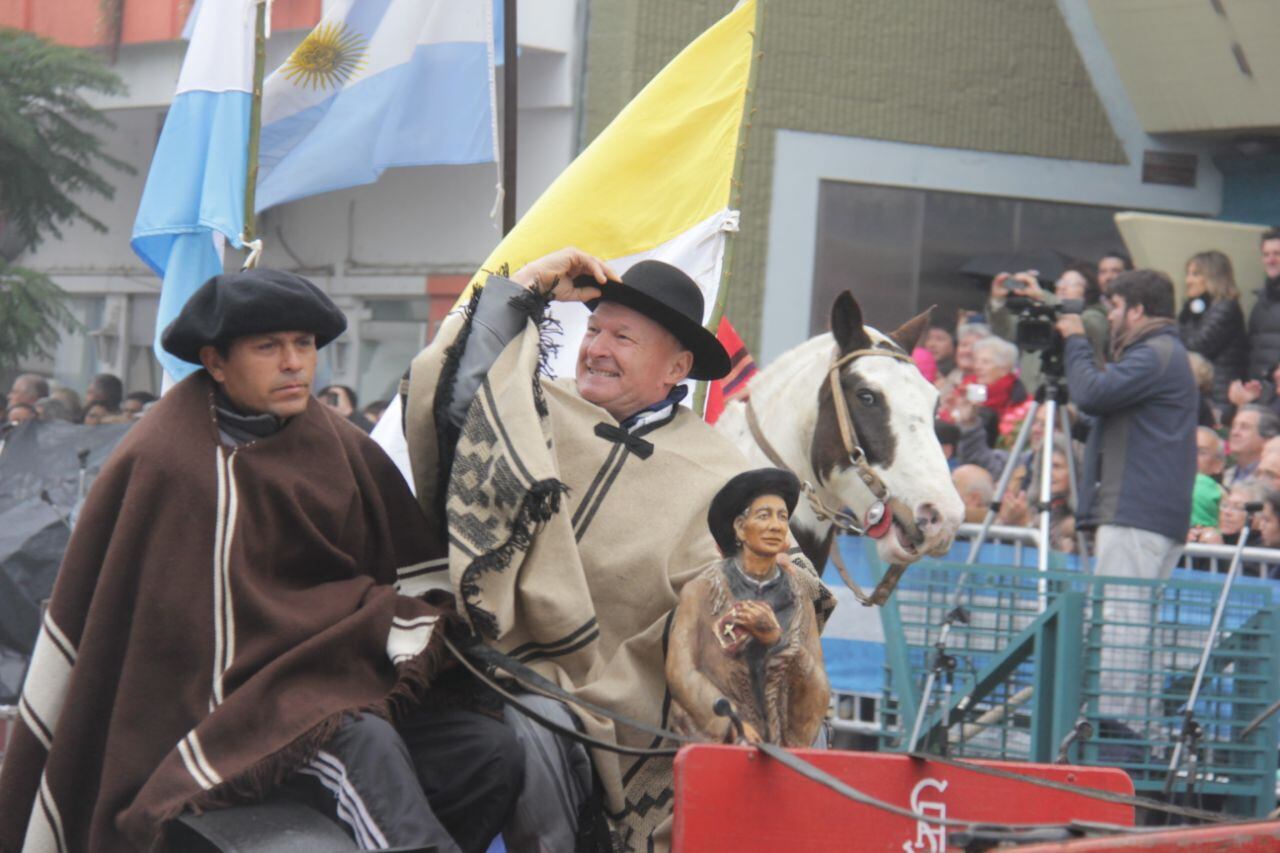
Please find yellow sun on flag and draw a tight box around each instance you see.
[281,22,368,90]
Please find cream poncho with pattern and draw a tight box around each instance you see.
[405,293,755,849]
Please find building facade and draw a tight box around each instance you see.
[6,0,1280,395]
[585,0,1276,361]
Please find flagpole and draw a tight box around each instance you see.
[693,0,765,413]
[242,0,268,268]
[502,0,518,235]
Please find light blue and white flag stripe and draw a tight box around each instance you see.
[132,0,254,383]
[255,0,498,212]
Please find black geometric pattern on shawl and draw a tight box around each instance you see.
[607,609,679,852]
[447,350,568,639]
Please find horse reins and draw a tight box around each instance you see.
[442,633,1229,828]
[744,346,925,606]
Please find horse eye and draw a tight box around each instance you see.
[855,390,876,406]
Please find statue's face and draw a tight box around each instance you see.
[733,494,790,559]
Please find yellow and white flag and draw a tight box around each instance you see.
[466,0,755,375]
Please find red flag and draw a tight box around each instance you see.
[704,316,758,424]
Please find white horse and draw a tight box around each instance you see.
[716,292,963,573]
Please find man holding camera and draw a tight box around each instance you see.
[1054,269,1196,569]
[1055,269,1197,736]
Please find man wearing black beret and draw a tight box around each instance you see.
[0,269,522,852]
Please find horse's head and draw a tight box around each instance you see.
[811,292,963,565]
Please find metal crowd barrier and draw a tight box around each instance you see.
[853,531,1280,818]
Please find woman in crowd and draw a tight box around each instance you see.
[320,383,372,432]
[1055,262,1109,362]
[1179,250,1247,409]
[1258,490,1280,549]
[939,323,989,422]
[969,336,1026,424]
[1190,478,1265,556]
[996,434,1077,552]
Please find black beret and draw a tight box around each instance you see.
[161,269,347,364]
[707,468,801,555]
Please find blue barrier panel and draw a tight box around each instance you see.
[821,537,1080,695]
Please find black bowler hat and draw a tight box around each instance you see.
[707,468,801,555]
[580,260,731,380]
[161,269,347,364]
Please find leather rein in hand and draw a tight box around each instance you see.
[745,346,925,607]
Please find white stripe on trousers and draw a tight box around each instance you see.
[300,750,390,850]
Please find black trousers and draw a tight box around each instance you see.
[279,707,524,852]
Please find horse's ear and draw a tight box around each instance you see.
[888,305,935,354]
[831,291,873,355]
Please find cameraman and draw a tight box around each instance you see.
[1055,270,1197,737]
[1055,269,1195,576]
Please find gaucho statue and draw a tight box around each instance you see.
[666,468,831,746]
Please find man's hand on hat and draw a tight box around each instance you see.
[511,247,617,303]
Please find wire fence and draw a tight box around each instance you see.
[865,529,1280,818]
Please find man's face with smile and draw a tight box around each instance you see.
[575,302,692,421]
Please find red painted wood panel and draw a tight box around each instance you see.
[673,746,1134,853]
[0,0,319,48]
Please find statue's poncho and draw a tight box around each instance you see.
[666,558,831,748]
[405,293,752,849]
[0,373,449,852]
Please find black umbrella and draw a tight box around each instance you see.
[959,250,1074,284]
[0,419,131,697]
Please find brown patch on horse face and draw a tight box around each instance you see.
[810,363,897,484]
[814,290,898,489]
[887,306,935,354]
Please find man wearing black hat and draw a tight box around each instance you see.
[401,249,826,851]
[0,269,522,853]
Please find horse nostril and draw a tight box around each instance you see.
[915,502,941,531]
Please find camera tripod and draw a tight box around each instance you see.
[907,368,1088,753]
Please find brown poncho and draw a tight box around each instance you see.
[404,293,830,850]
[0,372,448,852]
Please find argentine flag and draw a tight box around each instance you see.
[255,0,497,212]
[131,0,253,382]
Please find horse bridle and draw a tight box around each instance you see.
[745,346,926,606]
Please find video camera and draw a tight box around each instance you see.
[1004,280,1083,379]
[1004,295,1083,352]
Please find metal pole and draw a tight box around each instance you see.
[1058,404,1090,573]
[692,0,765,415]
[1162,506,1258,798]
[965,400,1039,564]
[1034,398,1057,611]
[242,0,267,254]
[502,0,517,235]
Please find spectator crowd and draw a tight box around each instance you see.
[3,372,390,436]
[931,229,1280,577]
